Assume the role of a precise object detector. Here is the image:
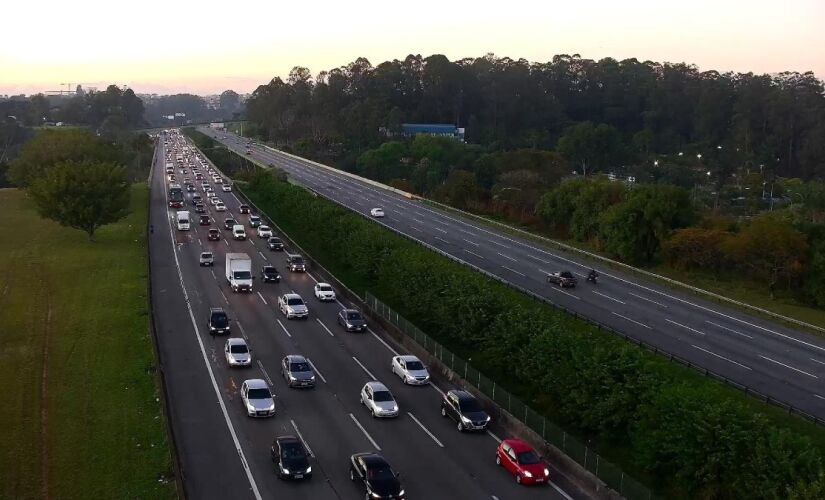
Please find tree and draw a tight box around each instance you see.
[556,121,625,175]
[28,161,131,240]
[434,169,482,210]
[663,227,732,271]
[219,90,240,112]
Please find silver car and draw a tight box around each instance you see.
[199,252,214,266]
[225,338,251,367]
[241,379,275,417]
[278,293,309,319]
[281,355,316,388]
[360,381,399,418]
[391,355,430,385]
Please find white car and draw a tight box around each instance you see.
[314,283,336,302]
[360,381,399,418]
[240,379,275,417]
[391,355,430,385]
[370,208,385,218]
[278,293,309,319]
[214,177,224,184]
[210,197,221,205]
[257,225,272,238]
[222,184,232,192]
[225,338,251,367]
[215,202,227,212]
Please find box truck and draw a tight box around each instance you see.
[176,210,190,231]
[225,253,253,292]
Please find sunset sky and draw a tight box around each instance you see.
[1,0,823,95]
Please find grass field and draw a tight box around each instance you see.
[0,186,175,499]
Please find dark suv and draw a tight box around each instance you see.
[271,435,312,480]
[285,254,306,272]
[208,307,230,335]
[224,218,237,230]
[440,389,490,432]
[262,265,281,283]
[337,309,366,332]
[267,237,284,251]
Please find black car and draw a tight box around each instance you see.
[207,228,221,241]
[285,254,306,272]
[208,307,230,335]
[271,436,312,480]
[546,271,577,288]
[199,214,210,225]
[262,265,281,283]
[239,204,250,214]
[224,218,237,230]
[337,309,366,332]
[191,195,202,206]
[267,237,284,251]
[440,390,490,432]
[186,184,195,192]
[349,453,403,499]
[195,203,206,214]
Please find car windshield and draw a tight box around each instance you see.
[260,226,269,231]
[367,465,396,481]
[517,451,541,465]
[560,271,574,278]
[281,443,305,459]
[290,362,311,372]
[373,390,394,402]
[201,253,212,258]
[209,230,218,234]
[264,266,276,273]
[229,344,248,354]
[319,285,332,291]
[226,220,236,225]
[234,271,252,279]
[247,388,271,400]
[405,360,424,371]
[291,257,304,264]
[346,312,362,320]
[211,313,227,327]
[269,238,281,243]
[287,297,304,306]
[458,397,482,413]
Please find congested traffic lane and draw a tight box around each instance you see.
[152,134,577,499]
[199,127,825,420]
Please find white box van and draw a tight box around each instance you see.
[176,211,191,231]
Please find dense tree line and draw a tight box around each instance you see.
[244,54,825,180]
[240,169,825,499]
[142,91,243,127]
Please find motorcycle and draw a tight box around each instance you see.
[586,272,598,284]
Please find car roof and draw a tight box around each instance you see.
[210,307,224,313]
[316,282,331,287]
[342,308,360,314]
[448,389,475,401]
[398,355,421,363]
[284,293,301,300]
[365,381,389,392]
[502,438,535,453]
[226,338,246,347]
[285,354,307,363]
[275,435,301,446]
[200,252,212,256]
[244,378,268,390]
[359,453,390,468]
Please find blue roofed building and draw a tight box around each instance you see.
[397,123,465,142]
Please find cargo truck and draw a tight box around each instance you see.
[176,210,190,230]
[226,253,253,292]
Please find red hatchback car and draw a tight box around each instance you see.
[495,438,550,485]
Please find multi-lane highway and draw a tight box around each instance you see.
[149,132,579,499]
[199,127,825,421]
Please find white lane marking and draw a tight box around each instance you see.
[488,240,510,249]
[691,345,752,370]
[612,312,651,329]
[497,252,517,262]
[210,269,216,279]
[550,481,575,500]
[815,394,825,401]
[352,356,377,380]
[628,292,669,308]
[429,382,446,396]
[290,420,315,457]
[502,266,525,277]
[666,318,706,335]
[349,413,381,451]
[306,358,327,384]
[545,283,579,299]
[593,290,625,304]
[160,170,263,500]
[407,412,444,447]
[811,358,825,366]
[486,430,502,443]
[236,320,249,341]
[316,318,335,337]
[526,254,549,264]
[257,360,274,386]
[413,218,425,224]
[368,328,400,356]
[464,250,485,259]
[434,236,449,244]
[224,239,229,247]
[760,355,819,379]
[220,290,229,303]
[463,238,480,247]
[305,271,320,284]
[198,238,203,245]
[258,251,266,259]
[433,227,448,234]
[249,239,256,246]
[257,292,267,305]
[276,319,292,338]
[706,321,754,339]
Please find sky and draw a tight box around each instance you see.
[1,0,823,95]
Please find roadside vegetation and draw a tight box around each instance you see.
[0,185,174,499]
[239,168,825,499]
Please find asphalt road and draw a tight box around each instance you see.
[150,132,579,499]
[199,127,825,421]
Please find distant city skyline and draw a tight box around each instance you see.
[1,0,823,95]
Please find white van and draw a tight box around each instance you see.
[232,224,246,240]
[176,211,191,231]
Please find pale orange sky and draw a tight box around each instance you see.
[1,0,823,95]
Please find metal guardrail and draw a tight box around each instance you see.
[365,292,653,500]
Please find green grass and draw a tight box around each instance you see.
[0,186,175,500]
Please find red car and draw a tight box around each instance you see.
[495,438,550,485]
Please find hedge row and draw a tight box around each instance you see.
[241,168,825,499]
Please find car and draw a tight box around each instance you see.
[214,177,223,184]
[546,271,577,288]
[207,307,230,335]
[199,252,214,266]
[191,194,203,206]
[370,208,385,218]
[222,184,232,192]
[183,177,191,183]
[232,225,246,240]
[313,283,336,302]
[195,203,206,213]
[207,228,221,241]
[204,186,214,194]
[267,237,284,251]
[279,293,309,319]
[249,215,261,227]
[223,218,237,230]
[215,202,227,212]
[210,196,221,206]
[271,436,312,480]
[441,389,490,432]
[349,453,404,499]
[360,381,399,418]
[337,308,366,332]
[240,379,275,417]
[186,184,195,192]
[239,204,250,214]
[257,225,272,238]
[225,338,251,367]
[262,265,281,283]
[285,254,306,272]
[195,173,203,180]
[496,438,551,485]
[199,214,210,225]
[245,149,252,155]
[281,355,316,388]
[391,355,430,385]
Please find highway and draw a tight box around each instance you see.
[149,132,579,499]
[199,127,825,421]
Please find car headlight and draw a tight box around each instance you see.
[305,466,312,473]
[461,415,471,424]
[485,415,491,422]
[288,374,296,380]
[370,492,381,499]
[398,490,405,496]
[281,466,289,474]
[523,470,533,478]
[392,405,398,412]
[246,402,255,411]
[544,467,550,476]
[309,375,315,381]
[267,403,275,411]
